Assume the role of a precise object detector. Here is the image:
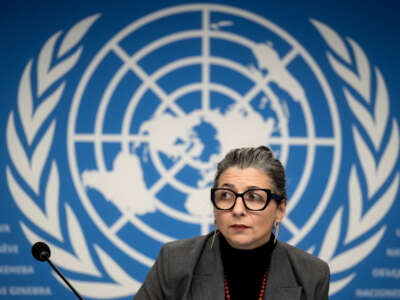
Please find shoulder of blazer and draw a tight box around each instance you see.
[278,241,329,270]
[158,234,212,279]
[162,234,210,257]
[276,241,330,284]
[158,233,225,300]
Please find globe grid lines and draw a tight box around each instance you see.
[91,21,298,234]
[104,24,311,185]
[104,29,297,180]
[68,4,342,266]
[76,42,337,231]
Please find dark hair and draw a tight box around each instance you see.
[213,146,287,201]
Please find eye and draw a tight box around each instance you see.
[221,191,233,200]
[215,190,234,201]
[245,190,266,202]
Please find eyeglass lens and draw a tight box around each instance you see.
[213,189,269,210]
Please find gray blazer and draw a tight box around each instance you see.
[134,233,330,300]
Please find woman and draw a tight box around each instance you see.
[134,146,330,300]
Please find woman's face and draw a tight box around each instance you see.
[213,167,286,250]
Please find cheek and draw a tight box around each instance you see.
[213,210,222,226]
[263,214,275,229]
[258,207,278,227]
[214,210,229,228]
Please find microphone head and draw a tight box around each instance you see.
[32,241,51,261]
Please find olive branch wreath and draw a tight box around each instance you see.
[4,15,399,298]
[311,20,400,295]
[5,15,141,299]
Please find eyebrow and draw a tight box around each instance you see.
[219,183,264,190]
[220,183,234,188]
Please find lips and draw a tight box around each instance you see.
[231,224,249,230]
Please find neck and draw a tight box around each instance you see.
[219,234,275,300]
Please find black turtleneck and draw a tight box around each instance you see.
[219,234,276,300]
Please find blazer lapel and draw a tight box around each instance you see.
[263,242,302,300]
[191,234,225,300]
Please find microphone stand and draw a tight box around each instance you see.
[45,257,83,300]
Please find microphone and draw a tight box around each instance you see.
[32,242,83,300]
[32,241,50,261]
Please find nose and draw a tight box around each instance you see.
[232,196,246,216]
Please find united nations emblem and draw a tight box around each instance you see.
[6,4,399,299]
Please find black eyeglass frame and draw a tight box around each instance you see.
[210,187,283,211]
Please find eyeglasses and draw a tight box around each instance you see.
[211,188,283,211]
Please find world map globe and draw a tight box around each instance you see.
[82,104,278,217]
[67,4,341,266]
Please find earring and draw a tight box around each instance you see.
[210,226,219,249]
[274,221,280,244]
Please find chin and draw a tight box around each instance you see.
[227,237,254,250]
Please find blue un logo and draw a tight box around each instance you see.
[67,4,340,270]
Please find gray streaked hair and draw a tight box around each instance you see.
[213,146,287,201]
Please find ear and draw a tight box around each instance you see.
[276,199,286,222]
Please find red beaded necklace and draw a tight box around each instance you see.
[224,268,268,300]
